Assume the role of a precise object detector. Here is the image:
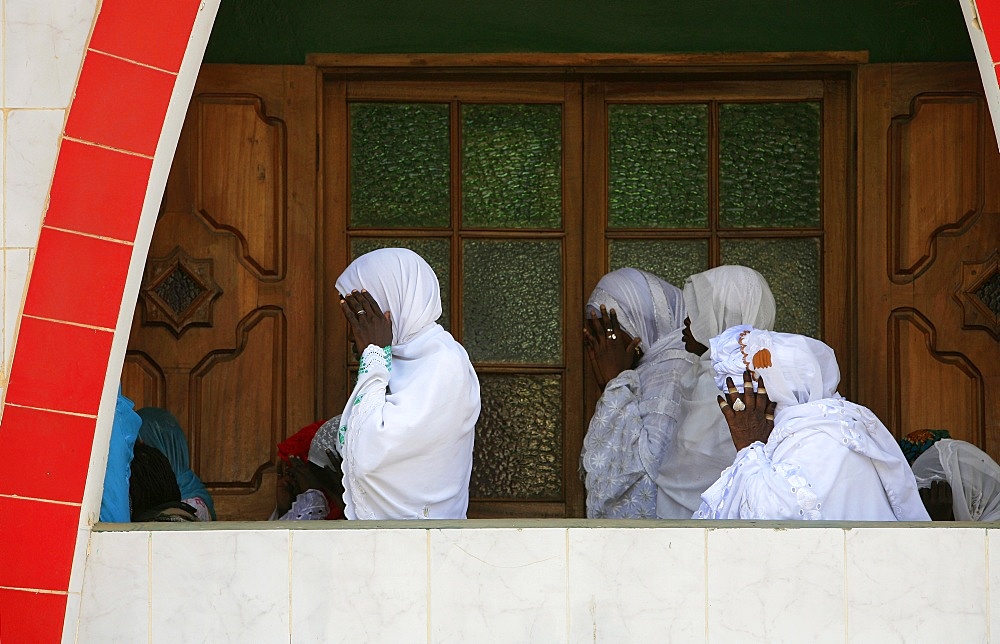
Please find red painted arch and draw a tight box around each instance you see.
[0,0,204,640]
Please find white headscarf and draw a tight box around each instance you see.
[581,269,693,518]
[912,439,1000,521]
[655,266,776,518]
[335,248,480,520]
[696,325,929,521]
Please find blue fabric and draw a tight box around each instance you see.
[99,389,142,522]
[136,407,216,520]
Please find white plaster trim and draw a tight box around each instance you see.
[66,1,222,641]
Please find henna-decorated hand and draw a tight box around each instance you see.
[583,304,641,390]
[718,369,777,451]
[341,289,392,352]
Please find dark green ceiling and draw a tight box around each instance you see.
[204,0,974,65]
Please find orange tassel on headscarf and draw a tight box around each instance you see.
[752,348,772,369]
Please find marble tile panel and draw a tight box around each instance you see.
[5,109,63,248]
[150,529,290,644]
[291,528,428,643]
[707,526,844,643]
[4,248,30,375]
[984,529,1000,639]
[4,0,97,108]
[568,527,706,643]
[77,531,149,643]
[430,527,567,643]
[847,527,987,642]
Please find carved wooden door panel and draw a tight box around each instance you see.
[858,63,1000,456]
[123,65,318,520]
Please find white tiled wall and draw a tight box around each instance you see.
[0,0,99,397]
[76,523,996,643]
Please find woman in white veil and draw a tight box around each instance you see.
[695,325,929,521]
[335,248,480,520]
[911,439,1000,522]
[655,265,777,518]
[580,268,692,518]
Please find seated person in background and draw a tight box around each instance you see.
[336,248,480,520]
[899,428,952,465]
[129,442,199,522]
[910,437,1000,522]
[694,325,929,521]
[655,265,777,519]
[136,407,215,521]
[101,387,142,523]
[580,268,692,518]
[271,416,345,521]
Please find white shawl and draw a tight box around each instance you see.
[581,268,692,518]
[655,266,777,518]
[912,439,1000,522]
[695,325,929,521]
[335,248,480,520]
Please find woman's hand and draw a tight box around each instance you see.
[341,289,392,351]
[718,370,777,451]
[583,304,641,390]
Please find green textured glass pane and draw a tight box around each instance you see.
[719,102,821,228]
[462,104,562,228]
[608,104,709,229]
[608,239,709,289]
[350,237,451,329]
[470,374,563,500]
[462,240,562,363]
[350,103,450,228]
[721,238,821,337]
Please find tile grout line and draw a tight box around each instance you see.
[86,48,180,77]
[426,529,433,642]
[0,493,82,506]
[704,528,709,643]
[843,528,848,643]
[40,224,136,246]
[19,312,117,333]
[61,135,155,160]
[564,527,570,643]
[148,532,153,644]
[0,585,69,595]
[2,402,97,418]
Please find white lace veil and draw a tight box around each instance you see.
[912,439,1000,522]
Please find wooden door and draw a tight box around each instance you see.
[858,63,1000,455]
[123,65,319,520]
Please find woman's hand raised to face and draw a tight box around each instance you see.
[718,370,777,451]
[583,304,642,390]
[341,289,392,351]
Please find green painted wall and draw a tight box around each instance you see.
[204,0,974,65]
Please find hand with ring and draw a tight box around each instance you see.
[717,369,777,451]
[340,289,392,354]
[583,304,642,390]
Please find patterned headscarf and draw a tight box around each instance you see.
[899,429,952,465]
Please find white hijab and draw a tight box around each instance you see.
[655,266,776,518]
[912,439,1000,522]
[697,325,929,521]
[582,269,692,517]
[335,248,480,519]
